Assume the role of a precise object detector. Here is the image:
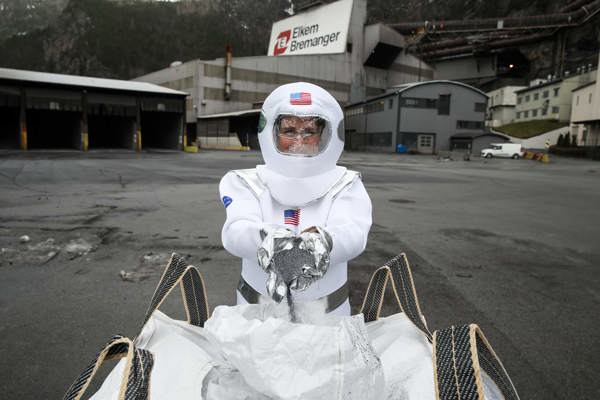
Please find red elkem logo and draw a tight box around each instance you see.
[274,30,291,56]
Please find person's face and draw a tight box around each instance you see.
[276,116,323,155]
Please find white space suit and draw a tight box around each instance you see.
[219,82,372,315]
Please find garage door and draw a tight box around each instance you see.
[417,134,434,154]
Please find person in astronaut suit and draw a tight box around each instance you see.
[219,82,371,316]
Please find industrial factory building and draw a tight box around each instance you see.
[344,80,490,153]
[134,0,434,150]
[0,68,187,151]
[392,1,600,91]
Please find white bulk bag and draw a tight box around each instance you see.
[64,253,519,400]
[367,312,436,400]
[204,303,385,400]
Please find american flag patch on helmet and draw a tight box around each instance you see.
[290,92,311,105]
[284,209,300,226]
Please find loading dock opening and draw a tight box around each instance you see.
[140,98,183,150]
[197,109,260,150]
[87,94,137,150]
[27,110,80,149]
[230,114,259,149]
[88,115,135,149]
[26,88,82,150]
[140,112,181,150]
[186,123,197,146]
[0,86,21,149]
[0,107,19,149]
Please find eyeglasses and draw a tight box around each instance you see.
[277,128,321,139]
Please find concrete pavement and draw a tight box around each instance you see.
[0,149,599,399]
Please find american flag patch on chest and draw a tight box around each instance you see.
[284,209,300,226]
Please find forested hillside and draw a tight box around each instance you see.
[0,0,595,80]
[0,0,290,78]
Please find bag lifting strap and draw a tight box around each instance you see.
[359,253,432,339]
[433,324,520,400]
[62,335,153,400]
[140,252,210,329]
[360,253,519,400]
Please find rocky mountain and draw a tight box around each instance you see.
[0,0,597,82]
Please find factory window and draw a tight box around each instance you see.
[516,112,521,119]
[532,109,538,117]
[401,97,437,108]
[543,90,549,98]
[534,93,539,100]
[346,105,365,116]
[524,110,529,118]
[552,106,559,113]
[554,88,560,97]
[474,102,486,112]
[437,94,450,115]
[589,93,593,104]
[576,95,580,105]
[456,120,484,129]
[365,101,385,113]
[388,99,394,109]
[541,108,547,116]
[525,95,530,102]
[517,97,522,104]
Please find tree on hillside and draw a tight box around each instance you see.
[0,0,67,42]
[42,0,109,76]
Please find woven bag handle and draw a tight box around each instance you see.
[141,253,210,330]
[359,253,432,340]
[62,335,153,400]
[433,324,520,400]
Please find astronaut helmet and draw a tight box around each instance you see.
[258,82,345,178]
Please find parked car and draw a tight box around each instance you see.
[481,143,524,159]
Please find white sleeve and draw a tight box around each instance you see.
[219,171,264,260]
[325,178,372,266]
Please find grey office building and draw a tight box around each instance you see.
[344,80,489,153]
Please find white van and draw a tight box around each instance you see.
[481,143,523,159]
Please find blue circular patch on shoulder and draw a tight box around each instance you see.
[222,196,233,208]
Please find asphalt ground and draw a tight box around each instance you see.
[0,149,599,399]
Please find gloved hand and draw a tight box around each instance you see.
[290,226,333,291]
[257,226,295,302]
[257,226,333,301]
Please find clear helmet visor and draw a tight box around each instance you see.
[273,114,331,156]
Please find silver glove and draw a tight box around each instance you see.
[257,226,295,302]
[291,226,333,291]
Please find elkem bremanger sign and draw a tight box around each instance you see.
[268,0,353,57]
